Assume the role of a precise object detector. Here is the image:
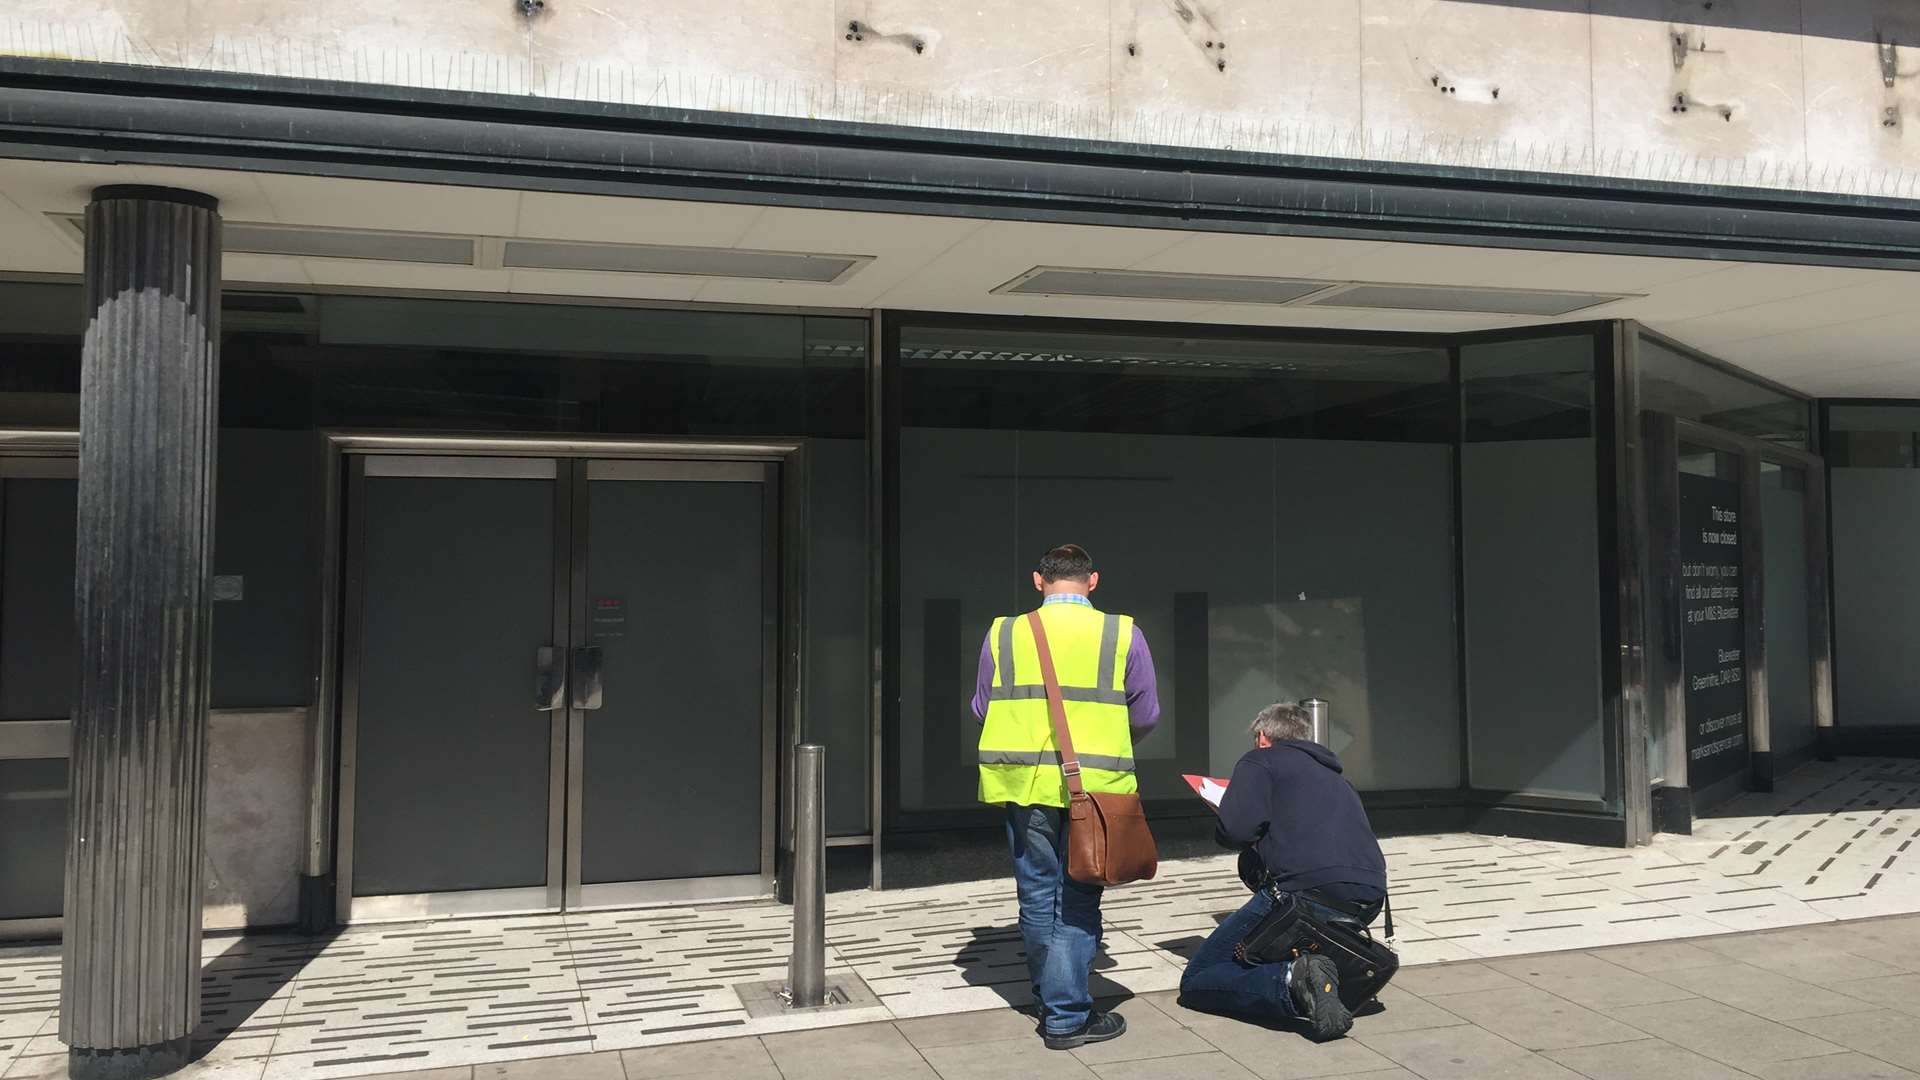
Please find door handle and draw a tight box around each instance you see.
[571,646,604,711]
[535,646,566,712]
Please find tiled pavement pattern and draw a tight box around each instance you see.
[4,756,1920,1079]
[133,912,1920,1080]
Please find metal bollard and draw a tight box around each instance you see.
[786,744,827,1009]
[1300,698,1329,746]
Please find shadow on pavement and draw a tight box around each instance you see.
[188,932,335,1065]
[952,926,1136,1013]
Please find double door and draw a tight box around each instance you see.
[339,454,776,921]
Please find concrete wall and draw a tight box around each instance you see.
[9,0,1920,197]
[203,708,309,930]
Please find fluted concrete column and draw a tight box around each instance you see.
[61,186,222,1080]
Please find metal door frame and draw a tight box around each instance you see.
[1643,415,1831,824]
[0,429,79,941]
[566,457,780,910]
[323,433,799,925]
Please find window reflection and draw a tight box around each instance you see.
[1760,464,1815,763]
[1639,336,1809,450]
[895,322,1460,814]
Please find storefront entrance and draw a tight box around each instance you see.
[1644,413,1832,824]
[336,451,778,922]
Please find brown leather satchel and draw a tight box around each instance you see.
[1026,611,1158,886]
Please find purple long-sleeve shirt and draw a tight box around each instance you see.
[968,604,1161,742]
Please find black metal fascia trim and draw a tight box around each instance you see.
[8,57,1920,268]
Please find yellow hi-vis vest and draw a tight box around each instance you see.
[978,603,1137,808]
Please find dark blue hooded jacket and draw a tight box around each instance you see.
[1215,740,1387,897]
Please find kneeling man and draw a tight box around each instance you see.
[1178,703,1387,1041]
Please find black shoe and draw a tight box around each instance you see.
[1289,955,1353,1042]
[1042,1009,1127,1050]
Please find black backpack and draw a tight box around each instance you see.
[1233,886,1400,1011]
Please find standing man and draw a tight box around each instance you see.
[971,544,1160,1050]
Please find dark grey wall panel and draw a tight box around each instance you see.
[1831,469,1920,728]
[0,478,77,720]
[804,438,870,836]
[1462,439,1606,799]
[211,429,315,709]
[0,757,67,919]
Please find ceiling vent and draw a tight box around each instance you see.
[996,266,1633,316]
[1302,283,1627,317]
[54,214,474,264]
[500,239,869,284]
[996,267,1330,305]
[50,214,872,285]
[222,223,476,264]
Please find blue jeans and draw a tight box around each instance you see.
[1179,890,1359,1022]
[1005,804,1104,1035]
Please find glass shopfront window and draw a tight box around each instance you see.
[1827,402,1920,732]
[890,319,1460,818]
[1640,336,1823,817]
[1459,334,1608,805]
[0,282,83,428]
[0,285,873,838]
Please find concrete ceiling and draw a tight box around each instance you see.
[3,156,1918,397]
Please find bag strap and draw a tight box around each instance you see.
[1026,611,1085,798]
[1382,890,1395,943]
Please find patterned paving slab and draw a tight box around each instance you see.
[6,757,1920,1079]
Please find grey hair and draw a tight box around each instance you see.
[1251,703,1313,743]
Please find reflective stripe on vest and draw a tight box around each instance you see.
[977,748,1136,772]
[977,604,1136,809]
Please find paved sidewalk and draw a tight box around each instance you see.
[4,757,1920,1079]
[362,911,1920,1080]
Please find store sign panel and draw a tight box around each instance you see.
[1680,472,1746,791]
